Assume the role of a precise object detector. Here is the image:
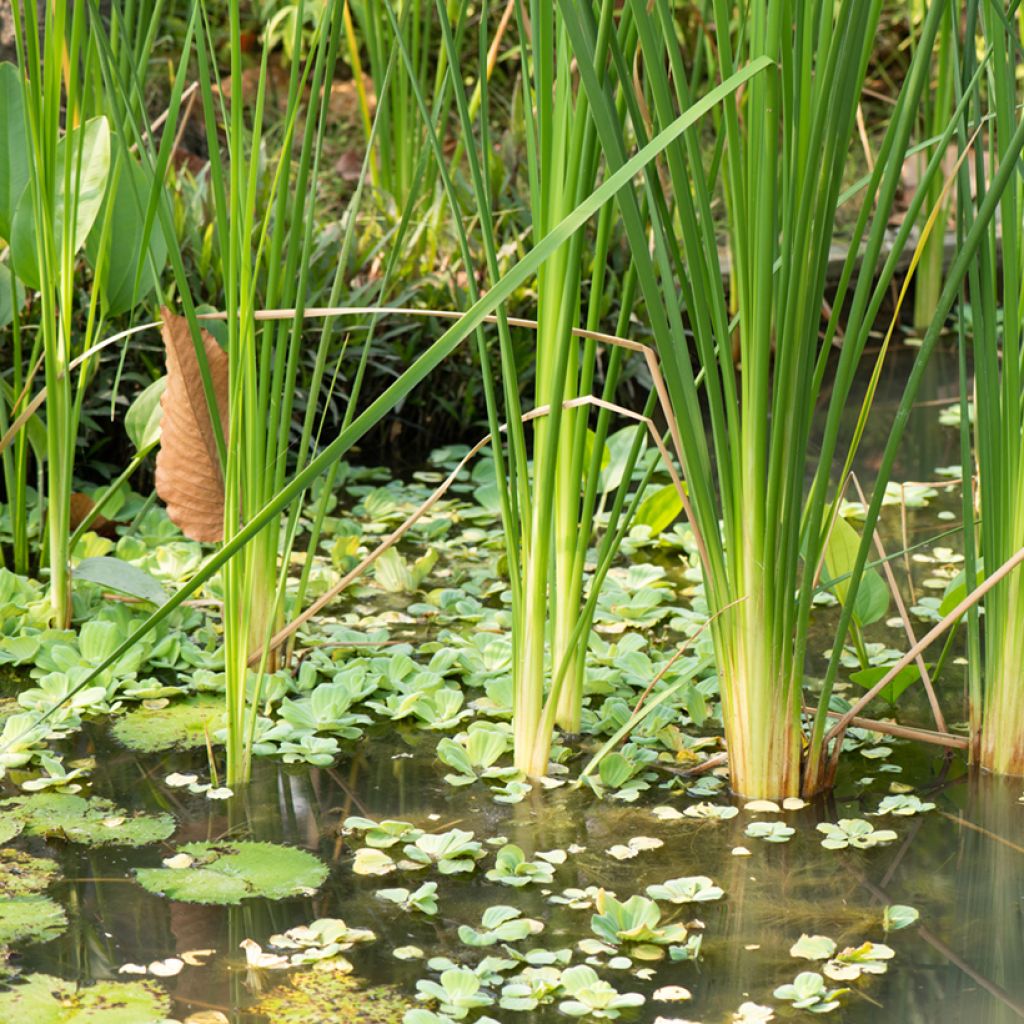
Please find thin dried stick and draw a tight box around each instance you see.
[824,543,1024,755]
[252,391,690,665]
[850,471,947,733]
[801,705,965,750]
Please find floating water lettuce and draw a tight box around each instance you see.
[415,968,495,1018]
[485,844,555,887]
[558,965,645,1019]
[772,971,847,1013]
[135,841,328,904]
[256,970,413,1023]
[343,816,422,849]
[458,905,545,946]
[744,820,795,843]
[872,794,935,816]
[0,973,170,1023]
[590,892,689,949]
[789,934,837,961]
[110,694,223,752]
[376,882,439,915]
[823,941,894,981]
[816,819,898,850]
[0,793,174,847]
[645,875,724,904]
[402,829,484,874]
[882,904,919,931]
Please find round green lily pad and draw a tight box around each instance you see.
[135,841,329,905]
[255,969,412,1023]
[110,695,224,752]
[0,818,23,845]
[0,896,67,947]
[0,847,60,897]
[0,973,169,1023]
[0,794,175,847]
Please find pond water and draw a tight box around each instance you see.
[8,728,1024,1024]
[4,339,1022,1024]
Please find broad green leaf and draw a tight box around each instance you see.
[0,63,28,239]
[0,263,24,328]
[849,663,920,706]
[74,556,168,606]
[633,483,682,535]
[85,152,168,314]
[124,377,166,451]
[600,425,644,493]
[822,515,889,626]
[11,116,111,289]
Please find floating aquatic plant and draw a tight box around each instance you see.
[135,841,328,904]
[402,829,484,875]
[789,934,838,961]
[344,816,423,849]
[645,875,724,904]
[882,904,919,932]
[458,906,545,947]
[558,965,645,1020]
[816,819,898,850]
[590,892,689,950]
[485,844,555,887]
[872,794,935,816]
[744,821,795,843]
[376,882,439,915]
[415,967,495,1019]
[822,941,894,981]
[0,974,170,1024]
[0,793,174,847]
[772,971,848,1013]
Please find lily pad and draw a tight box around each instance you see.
[0,896,68,947]
[0,794,175,847]
[135,841,328,904]
[0,818,23,845]
[255,969,412,1023]
[0,973,169,1023]
[0,847,60,896]
[110,695,224,752]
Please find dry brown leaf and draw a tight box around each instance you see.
[69,492,117,537]
[154,309,229,542]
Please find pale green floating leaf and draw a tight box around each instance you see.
[883,904,919,931]
[789,934,837,961]
[135,841,327,905]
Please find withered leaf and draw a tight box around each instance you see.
[154,309,229,542]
